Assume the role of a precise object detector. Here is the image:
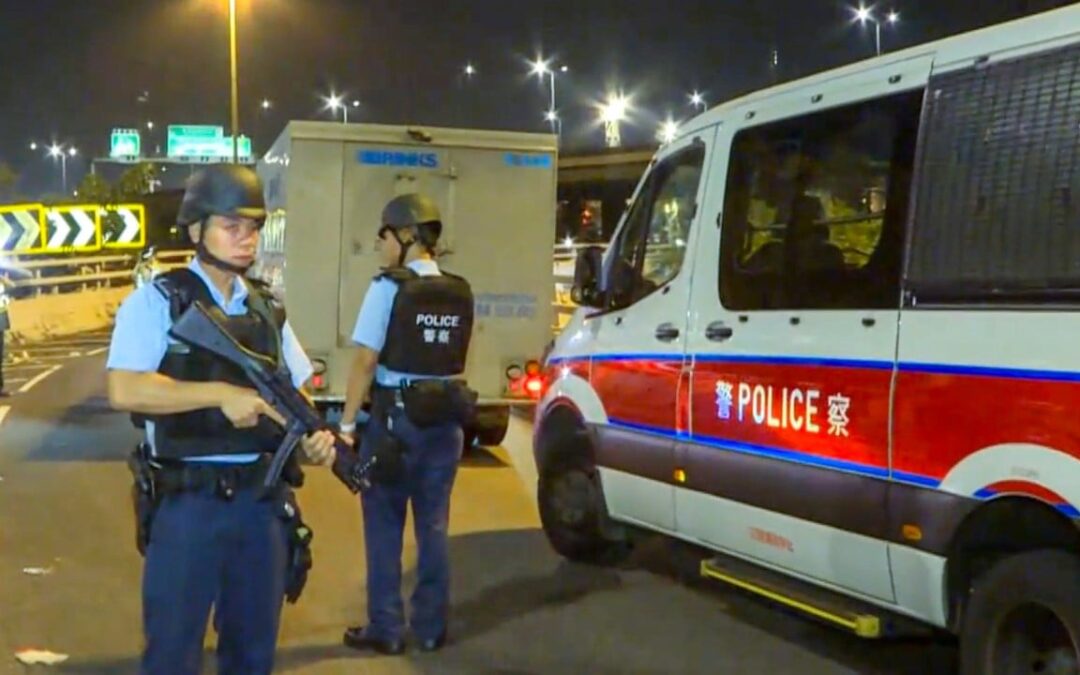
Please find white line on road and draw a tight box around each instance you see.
[85,347,107,356]
[0,406,11,426]
[18,365,61,393]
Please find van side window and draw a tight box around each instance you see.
[605,145,706,310]
[719,90,923,310]
[907,43,1080,303]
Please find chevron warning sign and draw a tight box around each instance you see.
[102,204,146,249]
[0,204,45,252]
[45,206,101,252]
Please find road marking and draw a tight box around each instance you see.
[86,347,107,356]
[0,406,10,426]
[18,365,61,393]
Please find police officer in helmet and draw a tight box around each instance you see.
[106,164,335,675]
[340,193,475,655]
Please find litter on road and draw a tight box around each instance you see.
[14,649,69,665]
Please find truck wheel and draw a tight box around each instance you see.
[960,549,1080,675]
[538,454,629,566]
[476,415,509,447]
[461,429,478,454]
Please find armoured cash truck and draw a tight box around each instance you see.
[255,122,557,447]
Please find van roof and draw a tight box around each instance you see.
[679,4,1080,138]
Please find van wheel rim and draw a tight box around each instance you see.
[992,603,1078,675]
[548,470,594,528]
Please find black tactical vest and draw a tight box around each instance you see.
[377,267,474,377]
[141,269,286,459]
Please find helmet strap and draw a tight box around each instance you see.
[194,221,251,276]
[391,229,413,268]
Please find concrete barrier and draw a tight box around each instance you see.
[9,286,130,344]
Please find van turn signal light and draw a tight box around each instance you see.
[901,524,923,542]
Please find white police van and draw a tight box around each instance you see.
[537,6,1080,673]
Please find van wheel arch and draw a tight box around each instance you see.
[534,404,630,565]
[946,496,1080,632]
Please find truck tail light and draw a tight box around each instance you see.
[311,359,328,391]
[525,376,543,396]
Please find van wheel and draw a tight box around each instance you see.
[538,455,629,566]
[960,550,1080,675]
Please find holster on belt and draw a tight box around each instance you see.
[127,443,159,557]
[278,489,313,604]
[383,379,477,429]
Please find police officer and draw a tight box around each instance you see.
[106,164,335,675]
[339,193,475,655]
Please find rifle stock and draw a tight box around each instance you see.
[169,300,374,493]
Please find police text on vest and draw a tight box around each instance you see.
[417,314,461,328]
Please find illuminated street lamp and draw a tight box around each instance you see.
[531,56,568,133]
[598,93,630,148]
[47,143,77,194]
[853,5,900,56]
[658,118,680,145]
[689,91,706,112]
[464,63,476,77]
[324,93,359,123]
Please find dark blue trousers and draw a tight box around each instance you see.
[360,406,463,642]
[141,486,289,675]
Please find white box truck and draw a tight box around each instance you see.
[255,122,557,447]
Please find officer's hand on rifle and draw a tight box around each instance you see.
[218,384,286,428]
[301,430,336,466]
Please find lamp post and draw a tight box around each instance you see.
[854,5,900,56]
[228,0,240,161]
[48,144,77,194]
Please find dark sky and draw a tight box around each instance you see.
[0,0,1052,195]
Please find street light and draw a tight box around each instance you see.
[261,98,272,110]
[464,63,476,77]
[689,91,706,112]
[324,93,358,124]
[47,143,76,194]
[544,109,562,137]
[29,142,37,151]
[147,121,155,131]
[598,93,630,148]
[530,56,567,134]
[853,5,900,56]
[228,0,240,162]
[658,118,680,145]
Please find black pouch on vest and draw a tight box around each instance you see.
[399,379,478,428]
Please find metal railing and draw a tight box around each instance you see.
[2,243,600,335]
[7,250,194,296]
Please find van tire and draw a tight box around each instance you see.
[538,454,630,566]
[959,549,1080,675]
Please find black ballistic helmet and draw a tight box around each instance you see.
[177,164,266,227]
[380,193,442,239]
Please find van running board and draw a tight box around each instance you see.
[699,555,924,639]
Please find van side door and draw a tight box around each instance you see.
[587,132,714,533]
[679,57,931,602]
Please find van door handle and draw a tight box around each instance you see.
[655,323,680,342]
[705,321,734,342]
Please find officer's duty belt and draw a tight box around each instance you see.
[155,456,270,498]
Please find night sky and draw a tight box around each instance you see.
[0,0,1057,195]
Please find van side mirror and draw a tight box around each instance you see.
[571,246,605,308]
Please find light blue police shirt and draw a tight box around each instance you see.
[351,258,450,388]
[106,258,314,463]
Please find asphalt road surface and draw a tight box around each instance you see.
[0,335,958,674]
